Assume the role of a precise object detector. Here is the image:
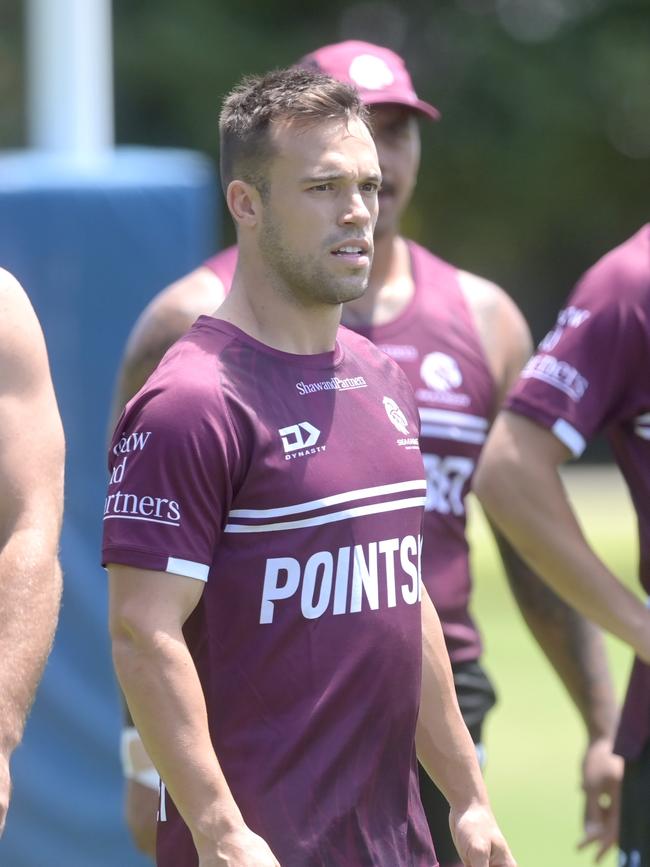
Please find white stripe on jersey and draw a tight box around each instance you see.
[419,424,486,445]
[166,557,209,581]
[225,495,426,534]
[418,408,489,430]
[229,479,427,519]
[634,425,650,440]
[418,408,488,445]
[552,418,586,457]
[636,413,650,424]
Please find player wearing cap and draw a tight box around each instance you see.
[475,225,650,865]
[114,43,620,865]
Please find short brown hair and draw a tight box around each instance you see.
[219,66,369,197]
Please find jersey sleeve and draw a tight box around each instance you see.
[505,288,646,457]
[102,378,240,581]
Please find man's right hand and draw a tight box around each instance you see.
[197,825,280,866]
[125,779,158,858]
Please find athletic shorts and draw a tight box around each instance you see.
[619,739,650,867]
[418,659,497,867]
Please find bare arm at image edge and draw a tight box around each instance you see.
[465,275,623,859]
[416,587,517,867]
[474,412,650,660]
[0,270,64,835]
[108,267,225,435]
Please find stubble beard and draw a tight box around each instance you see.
[258,217,369,308]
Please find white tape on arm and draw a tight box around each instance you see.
[120,726,161,791]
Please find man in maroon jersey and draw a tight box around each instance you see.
[115,42,622,866]
[106,66,515,867]
[475,225,650,865]
[0,269,64,836]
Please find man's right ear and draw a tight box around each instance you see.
[226,180,262,229]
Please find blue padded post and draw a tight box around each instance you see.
[0,147,218,867]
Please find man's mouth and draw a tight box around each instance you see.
[331,240,370,259]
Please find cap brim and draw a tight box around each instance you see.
[361,93,441,121]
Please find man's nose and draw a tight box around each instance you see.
[339,190,373,227]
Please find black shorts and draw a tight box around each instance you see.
[619,739,650,867]
[419,659,497,867]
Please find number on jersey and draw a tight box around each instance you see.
[423,454,474,516]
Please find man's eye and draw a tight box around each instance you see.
[361,182,380,193]
[311,183,333,191]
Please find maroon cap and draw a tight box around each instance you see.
[299,40,440,121]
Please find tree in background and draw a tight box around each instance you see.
[3,0,649,340]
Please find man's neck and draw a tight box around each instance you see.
[214,264,341,356]
[342,232,414,329]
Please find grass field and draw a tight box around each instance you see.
[466,464,639,867]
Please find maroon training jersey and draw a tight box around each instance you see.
[505,224,650,760]
[353,241,496,665]
[103,317,436,866]
[206,243,496,666]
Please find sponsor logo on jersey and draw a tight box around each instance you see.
[105,429,181,525]
[377,343,418,362]
[112,430,152,456]
[295,375,367,395]
[521,354,589,401]
[540,306,591,351]
[259,534,422,624]
[278,421,326,460]
[103,490,181,525]
[420,352,463,392]
[415,388,471,408]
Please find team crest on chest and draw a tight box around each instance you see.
[383,396,419,450]
[416,352,471,409]
[420,352,463,391]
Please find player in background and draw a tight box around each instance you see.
[475,225,650,865]
[106,65,516,867]
[0,269,65,835]
[114,43,621,865]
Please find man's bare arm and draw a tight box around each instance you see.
[110,266,225,857]
[465,273,623,856]
[110,266,225,428]
[475,412,650,658]
[109,565,279,866]
[464,272,620,737]
[0,270,64,834]
[417,588,516,866]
